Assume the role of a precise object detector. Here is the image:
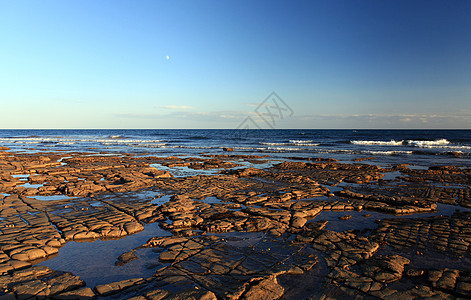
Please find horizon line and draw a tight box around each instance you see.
[0,128,470,131]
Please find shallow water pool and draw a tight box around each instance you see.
[38,222,171,288]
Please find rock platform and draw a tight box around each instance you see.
[1,149,470,299]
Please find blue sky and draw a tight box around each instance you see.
[1,0,470,129]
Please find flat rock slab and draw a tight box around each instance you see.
[0,266,86,299]
[138,233,318,299]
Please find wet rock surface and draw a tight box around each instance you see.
[138,233,317,299]
[1,150,471,299]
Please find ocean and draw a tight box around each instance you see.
[1,129,470,167]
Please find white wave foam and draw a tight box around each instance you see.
[96,139,164,144]
[365,150,414,155]
[135,143,167,148]
[314,149,356,154]
[312,149,413,155]
[267,147,303,152]
[165,145,220,150]
[351,140,404,146]
[0,137,164,144]
[234,147,266,151]
[289,140,314,144]
[260,142,319,147]
[57,142,77,145]
[351,138,459,150]
[101,142,167,147]
[259,142,292,146]
[407,139,450,147]
[416,144,471,150]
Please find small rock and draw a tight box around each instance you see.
[115,251,138,266]
[242,277,284,300]
[406,268,424,277]
[53,287,96,299]
[291,216,307,228]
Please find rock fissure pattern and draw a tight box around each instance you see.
[1,150,471,299]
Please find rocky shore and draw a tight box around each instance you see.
[1,148,470,299]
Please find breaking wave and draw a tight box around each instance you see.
[351,140,405,146]
[289,140,314,144]
[407,139,450,147]
[351,139,452,148]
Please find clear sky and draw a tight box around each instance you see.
[1,0,470,129]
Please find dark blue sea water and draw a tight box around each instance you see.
[1,129,471,167]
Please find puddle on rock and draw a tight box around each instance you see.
[57,156,72,166]
[228,160,277,171]
[201,196,223,204]
[149,163,219,177]
[32,195,75,201]
[313,203,471,233]
[407,165,429,170]
[18,182,45,189]
[12,174,30,181]
[336,181,363,189]
[38,222,171,288]
[150,195,172,205]
[89,201,104,207]
[380,171,403,181]
[301,196,331,201]
[99,189,163,203]
[320,184,343,193]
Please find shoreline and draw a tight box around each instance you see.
[1,149,471,299]
[1,129,471,170]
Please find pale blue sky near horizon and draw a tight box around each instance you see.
[1,0,470,129]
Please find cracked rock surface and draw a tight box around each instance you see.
[1,150,471,299]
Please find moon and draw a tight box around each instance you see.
[166,55,170,60]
